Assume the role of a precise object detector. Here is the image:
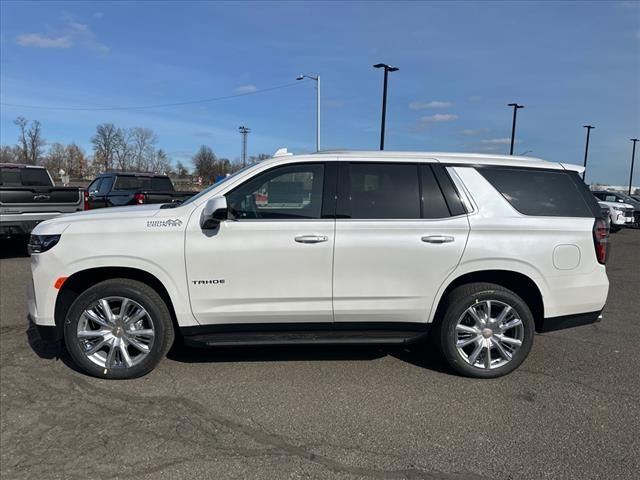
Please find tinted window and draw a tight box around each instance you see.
[87,178,103,193]
[226,163,325,219]
[342,163,420,219]
[0,167,51,187]
[479,167,594,217]
[421,165,452,218]
[113,176,173,191]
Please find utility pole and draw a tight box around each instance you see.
[507,103,524,155]
[239,126,250,167]
[373,63,399,150]
[629,138,639,195]
[582,125,595,181]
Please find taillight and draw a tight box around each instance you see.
[83,190,90,210]
[134,193,145,205]
[593,218,609,264]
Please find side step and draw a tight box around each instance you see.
[183,330,429,348]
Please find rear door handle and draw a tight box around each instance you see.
[295,235,329,244]
[421,235,455,244]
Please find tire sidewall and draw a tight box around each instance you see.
[441,287,535,378]
[64,281,172,379]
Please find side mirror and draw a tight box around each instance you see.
[200,195,228,229]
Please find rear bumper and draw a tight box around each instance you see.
[538,310,602,333]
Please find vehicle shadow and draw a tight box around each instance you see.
[0,238,30,259]
[26,317,86,374]
[168,340,454,375]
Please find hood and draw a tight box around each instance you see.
[598,201,634,209]
[32,203,170,235]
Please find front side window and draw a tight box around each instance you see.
[226,163,325,219]
[340,163,421,219]
[87,178,102,193]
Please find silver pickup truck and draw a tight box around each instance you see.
[0,163,84,238]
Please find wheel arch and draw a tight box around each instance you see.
[54,267,180,340]
[431,270,545,332]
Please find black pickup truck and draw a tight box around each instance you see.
[85,172,196,209]
[0,163,84,238]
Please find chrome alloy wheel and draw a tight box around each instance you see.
[77,297,155,369]
[455,300,524,370]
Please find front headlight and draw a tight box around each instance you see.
[28,234,61,255]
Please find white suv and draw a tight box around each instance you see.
[27,151,609,379]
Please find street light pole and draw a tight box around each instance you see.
[629,138,639,195]
[373,63,399,150]
[507,103,524,155]
[296,74,320,152]
[582,125,595,181]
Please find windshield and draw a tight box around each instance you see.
[618,193,640,206]
[180,166,253,206]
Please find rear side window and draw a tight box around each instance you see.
[341,163,421,219]
[420,165,451,218]
[478,167,594,217]
[113,176,140,191]
[0,167,51,187]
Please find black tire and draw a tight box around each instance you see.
[437,282,535,379]
[64,278,175,379]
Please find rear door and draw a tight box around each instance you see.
[332,160,469,324]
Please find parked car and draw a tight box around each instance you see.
[597,200,633,232]
[592,191,640,227]
[0,163,84,238]
[84,172,196,210]
[28,150,609,380]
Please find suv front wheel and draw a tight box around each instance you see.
[64,279,175,379]
[438,283,535,378]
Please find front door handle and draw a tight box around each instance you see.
[295,235,329,244]
[421,235,455,244]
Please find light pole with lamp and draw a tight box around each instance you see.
[296,74,320,152]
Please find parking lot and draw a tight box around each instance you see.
[0,230,637,480]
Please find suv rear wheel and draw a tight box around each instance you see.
[64,279,175,379]
[437,282,535,378]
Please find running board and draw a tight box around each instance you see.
[183,330,429,348]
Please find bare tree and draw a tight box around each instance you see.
[151,148,171,174]
[131,127,157,171]
[91,123,119,171]
[66,143,88,177]
[0,145,19,163]
[192,145,217,183]
[13,117,44,165]
[175,161,189,178]
[26,120,45,165]
[44,143,67,177]
[113,128,134,171]
[14,117,29,163]
[249,153,270,164]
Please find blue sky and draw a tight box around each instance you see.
[1,1,638,184]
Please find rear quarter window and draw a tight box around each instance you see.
[478,167,595,217]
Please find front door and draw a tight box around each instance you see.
[332,161,469,324]
[185,162,336,325]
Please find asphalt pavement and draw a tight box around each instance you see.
[1,230,638,480]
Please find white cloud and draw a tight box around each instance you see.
[481,138,515,145]
[462,128,491,136]
[16,33,72,49]
[409,100,451,110]
[16,19,108,53]
[421,113,458,123]
[235,84,257,94]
